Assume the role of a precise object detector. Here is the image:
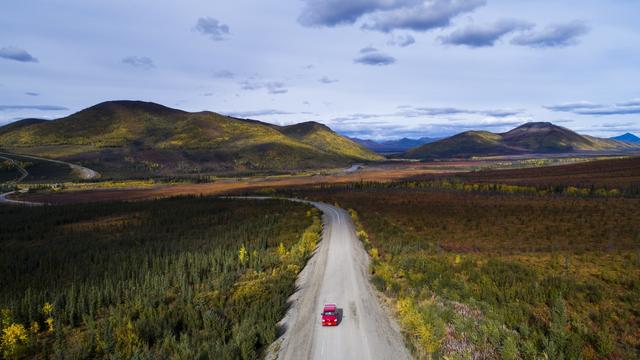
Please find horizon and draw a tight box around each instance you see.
[1,100,637,142]
[1,1,639,139]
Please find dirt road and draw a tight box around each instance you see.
[0,152,98,205]
[0,152,100,180]
[272,200,411,360]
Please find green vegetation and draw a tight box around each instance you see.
[0,153,75,183]
[0,101,381,177]
[0,197,322,359]
[403,122,639,159]
[0,161,21,183]
[300,188,639,359]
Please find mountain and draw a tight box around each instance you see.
[0,118,48,137]
[0,100,382,176]
[611,133,640,143]
[351,136,438,153]
[403,122,640,159]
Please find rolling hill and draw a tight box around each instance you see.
[0,101,382,177]
[403,122,640,159]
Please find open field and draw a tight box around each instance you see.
[0,197,320,359]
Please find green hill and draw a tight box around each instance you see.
[403,122,639,159]
[0,101,382,177]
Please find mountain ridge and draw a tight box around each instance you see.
[0,100,382,176]
[611,132,640,143]
[350,136,438,153]
[403,122,639,159]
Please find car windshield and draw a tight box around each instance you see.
[323,311,336,316]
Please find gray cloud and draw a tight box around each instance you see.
[354,48,396,65]
[194,17,230,41]
[122,56,155,69]
[616,99,640,107]
[576,107,640,116]
[319,76,339,84]
[332,106,522,123]
[359,46,378,53]
[0,105,68,111]
[404,106,522,117]
[298,0,415,27]
[25,92,40,96]
[0,46,38,63]
[335,119,523,140]
[298,0,484,33]
[240,79,288,94]
[266,82,288,94]
[546,100,640,115]
[362,0,486,33]
[213,70,235,79]
[387,34,416,47]
[512,21,589,48]
[441,19,533,47]
[225,109,294,118]
[544,102,602,112]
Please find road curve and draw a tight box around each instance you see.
[0,151,100,180]
[0,191,44,206]
[270,199,411,360]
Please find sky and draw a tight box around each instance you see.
[1,0,639,140]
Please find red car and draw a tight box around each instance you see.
[321,303,338,326]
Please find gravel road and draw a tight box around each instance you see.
[272,200,411,360]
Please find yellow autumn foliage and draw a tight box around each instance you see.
[1,323,28,359]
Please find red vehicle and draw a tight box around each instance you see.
[321,303,338,326]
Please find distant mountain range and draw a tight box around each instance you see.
[350,137,439,153]
[0,101,381,176]
[611,132,640,143]
[402,122,640,160]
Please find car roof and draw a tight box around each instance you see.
[323,303,337,310]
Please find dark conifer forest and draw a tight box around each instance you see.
[0,197,321,359]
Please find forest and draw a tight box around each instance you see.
[291,187,640,359]
[0,197,321,359]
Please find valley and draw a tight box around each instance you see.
[1,103,639,360]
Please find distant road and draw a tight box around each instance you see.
[269,199,411,360]
[344,164,364,173]
[0,191,43,206]
[0,152,99,205]
[0,152,100,181]
[0,155,28,183]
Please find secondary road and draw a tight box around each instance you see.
[0,152,99,205]
[0,151,100,180]
[271,200,411,360]
[0,155,28,183]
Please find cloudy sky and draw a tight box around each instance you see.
[1,0,639,139]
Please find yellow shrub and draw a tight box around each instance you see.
[369,247,379,260]
[115,321,141,357]
[238,245,247,264]
[1,323,29,359]
[396,298,441,359]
